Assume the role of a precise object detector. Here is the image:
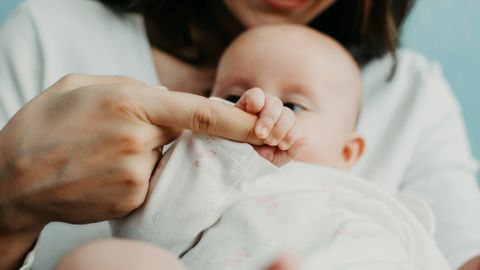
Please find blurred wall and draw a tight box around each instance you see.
[1,0,479,181]
[401,0,480,181]
[0,0,20,26]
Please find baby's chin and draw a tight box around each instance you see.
[293,152,350,171]
[294,155,331,168]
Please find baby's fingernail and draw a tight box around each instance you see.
[259,127,268,137]
[279,140,288,150]
[267,136,278,145]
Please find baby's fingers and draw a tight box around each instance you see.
[277,123,305,150]
[285,137,310,161]
[255,96,283,139]
[265,107,295,146]
[253,137,309,167]
[235,87,265,114]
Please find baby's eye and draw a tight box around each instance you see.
[225,95,241,104]
[284,102,305,111]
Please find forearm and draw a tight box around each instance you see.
[0,229,40,270]
[458,255,480,270]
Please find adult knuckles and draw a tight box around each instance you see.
[100,87,146,119]
[6,152,35,187]
[107,167,150,216]
[120,163,152,188]
[192,105,220,135]
[112,75,143,85]
[111,194,146,216]
[113,132,151,155]
[52,73,86,91]
[122,172,149,189]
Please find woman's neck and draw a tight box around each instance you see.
[150,46,216,97]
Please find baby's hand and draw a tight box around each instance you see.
[235,88,309,167]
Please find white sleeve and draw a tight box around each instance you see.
[109,130,279,256]
[179,162,451,270]
[0,2,44,129]
[400,62,480,269]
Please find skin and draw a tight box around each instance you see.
[233,87,310,167]
[223,0,337,28]
[52,84,309,270]
[53,239,302,270]
[53,239,188,270]
[219,25,480,270]
[2,0,478,269]
[53,26,363,269]
[212,25,364,170]
[0,74,265,270]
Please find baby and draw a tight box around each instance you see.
[55,25,449,270]
[211,23,364,170]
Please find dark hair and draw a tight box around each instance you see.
[99,0,415,67]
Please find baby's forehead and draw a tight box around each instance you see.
[217,25,363,129]
[224,26,357,76]
[222,25,360,87]
[228,25,343,58]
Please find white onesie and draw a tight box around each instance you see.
[110,131,450,270]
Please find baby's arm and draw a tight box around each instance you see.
[235,88,309,167]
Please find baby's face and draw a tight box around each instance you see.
[212,25,363,169]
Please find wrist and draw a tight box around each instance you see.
[0,132,47,233]
[0,159,44,270]
[0,226,43,270]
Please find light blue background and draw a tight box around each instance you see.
[1,0,479,181]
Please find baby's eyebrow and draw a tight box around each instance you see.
[282,83,316,98]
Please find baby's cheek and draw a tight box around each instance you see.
[295,114,346,167]
[293,127,344,167]
[294,142,339,167]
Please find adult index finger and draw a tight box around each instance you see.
[51,74,145,93]
[140,87,264,145]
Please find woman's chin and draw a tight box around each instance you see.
[262,0,309,11]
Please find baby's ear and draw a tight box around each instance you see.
[335,132,365,171]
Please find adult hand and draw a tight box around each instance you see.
[458,255,480,270]
[0,74,262,270]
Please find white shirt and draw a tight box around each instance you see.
[111,130,450,270]
[0,0,479,269]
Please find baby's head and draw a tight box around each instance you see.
[212,24,364,171]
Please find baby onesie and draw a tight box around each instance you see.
[110,131,449,270]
